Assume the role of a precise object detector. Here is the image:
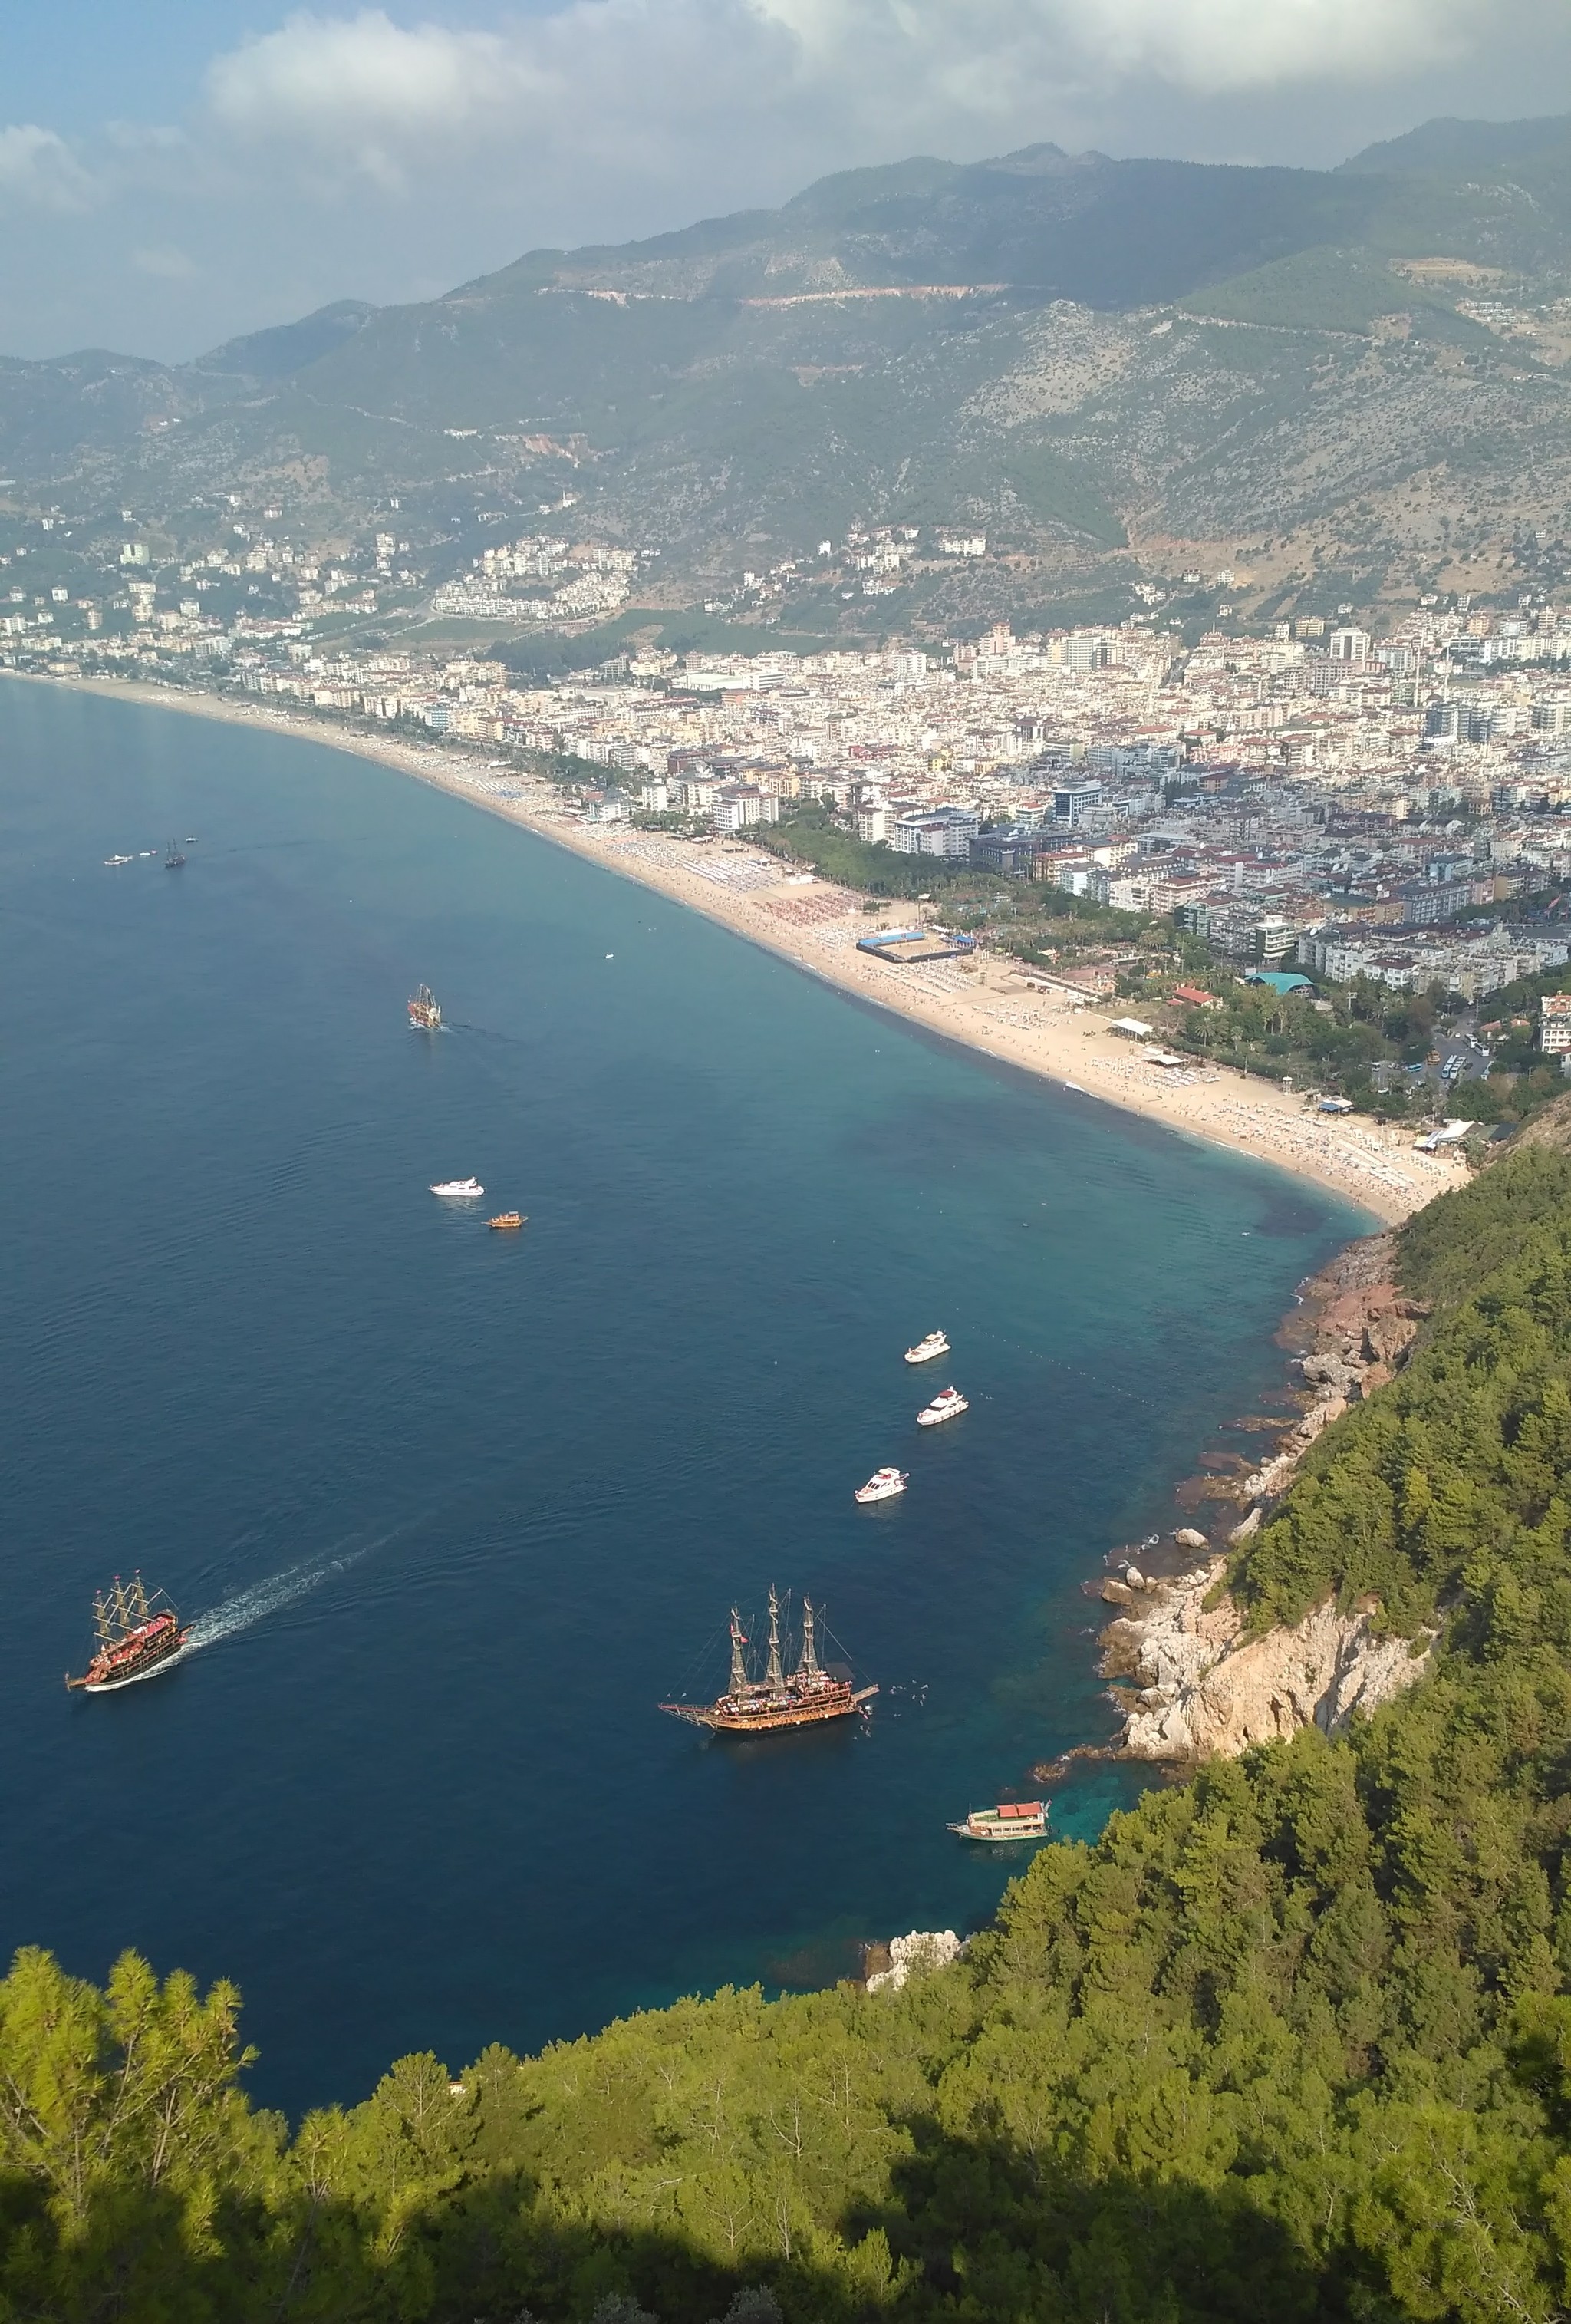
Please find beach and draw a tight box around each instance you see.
[27,671,1462,1225]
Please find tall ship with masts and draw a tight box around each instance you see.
[65,1576,190,1694]
[660,1588,877,1734]
[408,984,443,1031]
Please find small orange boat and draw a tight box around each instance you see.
[488,1211,525,1230]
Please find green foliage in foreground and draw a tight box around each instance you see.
[23,1149,1571,2319]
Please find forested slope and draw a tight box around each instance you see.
[15,1152,1571,2321]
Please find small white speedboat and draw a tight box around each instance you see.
[856,1467,908,1505]
[904,1330,950,1365]
[917,1386,968,1427]
[430,1176,484,1198]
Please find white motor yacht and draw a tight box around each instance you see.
[917,1386,968,1427]
[904,1330,950,1365]
[430,1176,484,1198]
[855,1467,908,1504]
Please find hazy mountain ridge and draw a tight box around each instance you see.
[12,115,1571,622]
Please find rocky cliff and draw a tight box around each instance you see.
[1099,1234,1433,1762]
[1102,1559,1433,1760]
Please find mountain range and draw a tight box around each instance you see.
[12,112,1571,630]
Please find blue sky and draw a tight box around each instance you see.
[4,2,1571,362]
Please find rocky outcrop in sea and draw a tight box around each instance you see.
[863,1930,963,1993]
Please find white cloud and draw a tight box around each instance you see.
[1036,0,1472,93]
[205,10,549,184]
[133,244,199,280]
[750,0,1475,100]
[0,124,94,213]
[197,0,1485,196]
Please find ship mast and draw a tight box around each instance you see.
[795,1597,822,1683]
[132,1574,149,1625]
[764,1587,786,1692]
[93,1591,114,1648]
[728,1609,749,1697]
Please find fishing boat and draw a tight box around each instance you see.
[949,1801,1048,1841]
[855,1466,907,1504]
[904,1330,950,1365]
[165,839,186,869]
[488,1211,525,1230]
[917,1386,968,1427]
[66,1575,190,1693]
[408,984,443,1030]
[660,1589,877,1734]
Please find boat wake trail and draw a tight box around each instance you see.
[447,1020,525,1047]
[183,1530,394,1653]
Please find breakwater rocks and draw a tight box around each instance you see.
[1100,1559,1432,1760]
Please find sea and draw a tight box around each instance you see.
[0,680,1368,2118]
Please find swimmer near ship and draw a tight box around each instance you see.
[660,1587,877,1734]
[65,1575,190,1693]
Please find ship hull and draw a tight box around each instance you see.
[73,1627,191,1693]
[662,1684,878,1733]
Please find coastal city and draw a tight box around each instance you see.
[10,505,1571,1211]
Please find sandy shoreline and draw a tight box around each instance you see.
[18,671,1465,1225]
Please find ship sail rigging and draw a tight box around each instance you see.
[67,1572,191,1694]
[763,1587,786,1691]
[660,1591,876,1733]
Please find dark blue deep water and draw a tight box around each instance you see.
[0,681,1368,2116]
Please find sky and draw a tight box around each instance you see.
[4,0,1571,363]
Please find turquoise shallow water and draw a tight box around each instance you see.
[0,681,1368,2115]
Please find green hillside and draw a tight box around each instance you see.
[16,1144,1571,2319]
[1177,245,1494,340]
[1343,112,1571,180]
